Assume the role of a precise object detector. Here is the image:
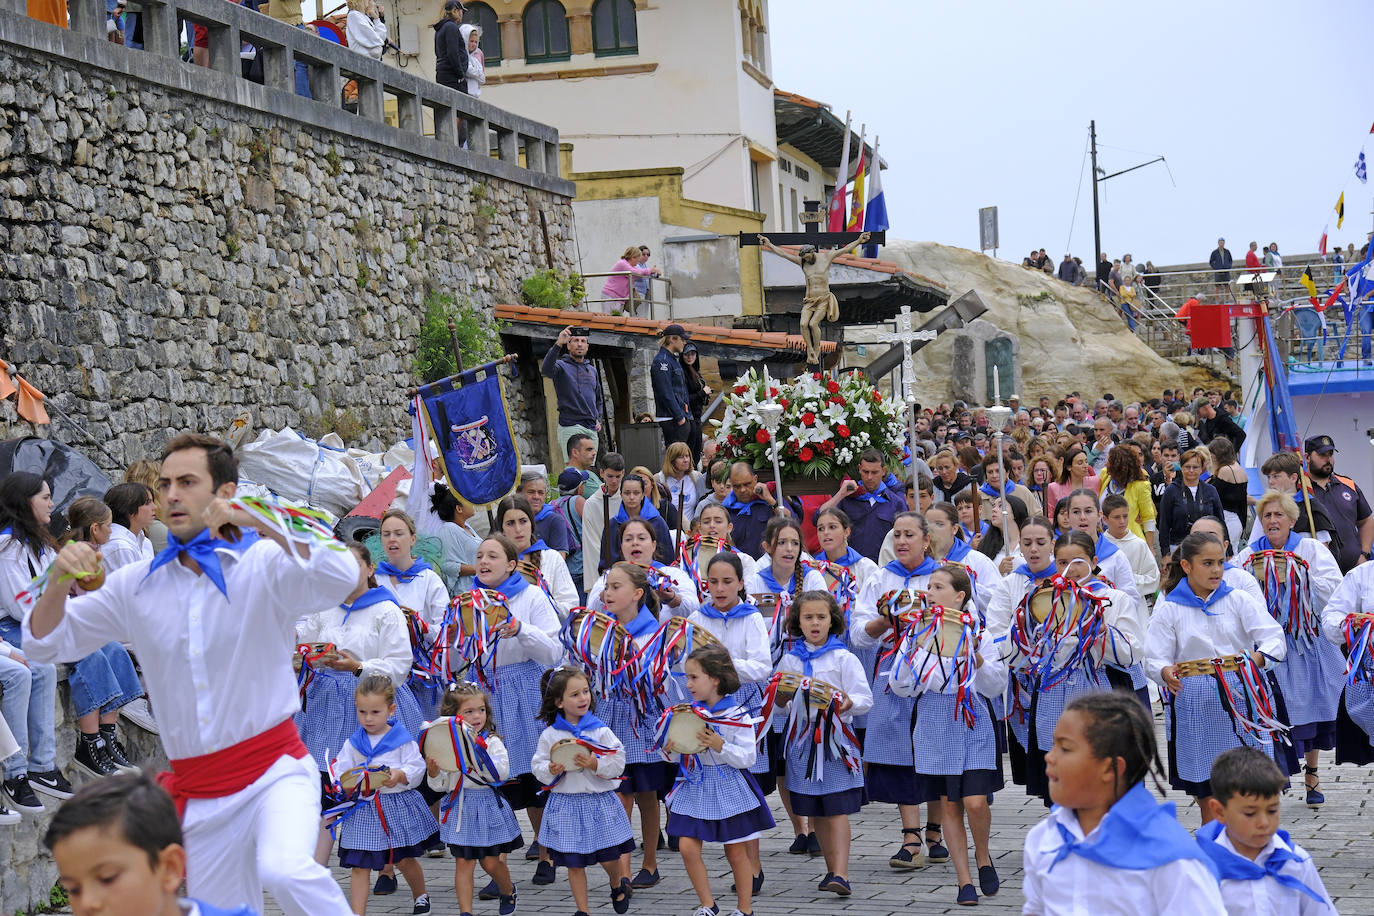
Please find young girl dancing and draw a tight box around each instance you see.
[776,590,872,896]
[850,511,946,869]
[682,503,756,595]
[663,645,775,916]
[1145,531,1288,819]
[376,509,451,719]
[331,675,439,915]
[1022,691,1224,914]
[808,507,879,742]
[426,682,520,916]
[531,667,636,916]
[889,565,1005,906]
[685,552,771,889]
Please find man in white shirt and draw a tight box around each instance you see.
[23,434,357,916]
[580,451,624,594]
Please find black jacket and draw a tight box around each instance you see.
[1158,478,1224,555]
[1199,412,1246,451]
[433,19,469,92]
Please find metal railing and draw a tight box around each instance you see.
[2,0,569,191]
[578,272,675,321]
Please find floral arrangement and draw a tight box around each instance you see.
[716,369,907,479]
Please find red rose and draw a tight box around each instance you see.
[873,391,883,402]
[727,434,741,446]
[827,379,840,393]
[830,395,845,405]
[801,411,816,426]
[778,398,790,408]
[837,424,851,438]
[799,447,814,462]
[755,429,770,444]
[820,440,835,454]
[812,372,823,381]
[768,387,778,397]
[734,385,747,395]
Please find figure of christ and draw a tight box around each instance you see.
[759,232,870,370]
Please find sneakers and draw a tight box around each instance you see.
[532,860,557,885]
[690,906,719,916]
[412,894,431,915]
[2,775,45,814]
[74,733,122,778]
[498,889,518,916]
[120,698,159,735]
[786,833,809,855]
[722,911,753,916]
[0,801,19,826]
[28,768,74,800]
[99,725,140,773]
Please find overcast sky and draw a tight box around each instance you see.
[769,0,1374,267]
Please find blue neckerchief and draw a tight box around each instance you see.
[852,486,888,506]
[1250,531,1304,553]
[722,492,763,516]
[1047,782,1216,874]
[535,504,554,522]
[521,540,549,557]
[943,539,972,563]
[960,521,990,541]
[347,719,412,764]
[189,901,259,916]
[1166,577,1234,615]
[980,481,1014,498]
[883,556,939,582]
[340,586,398,624]
[144,527,258,599]
[481,570,529,598]
[613,500,662,525]
[1014,560,1058,583]
[884,471,902,490]
[697,695,738,715]
[377,556,434,583]
[699,602,757,621]
[553,712,608,740]
[1195,822,1324,903]
[789,636,845,676]
[759,565,795,595]
[825,546,865,568]
[623,605,659,640]
[1095,532,1119,561]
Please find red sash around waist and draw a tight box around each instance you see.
[156,718,308,818]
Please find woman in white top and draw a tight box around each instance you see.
[495,495,578,620]
[345,0,388,60]
[459,23,485,96]
[656,442,704,526]
[101,483,157,571]
[377,509,451,719]
[923,503,1000,620]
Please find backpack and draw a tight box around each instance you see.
[550,495,584,582]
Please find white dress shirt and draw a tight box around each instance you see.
[1321,559,1374,645]
[331,730,425,794]
[531,721,625,793]
[586,564,700,619]
[296,598,412,687]
[1021,804,1226,915]
[1212,829,1338,916]
[1144,585,1287,686]
[22,537,358,759]
[383,567,450,633]
[103,523,155,572]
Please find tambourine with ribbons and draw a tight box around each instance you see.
[295,642,338,698]
[1172,654,1290,745]
[518,556,554,597]
[1007,576,1117,691]
[321,756,394,838]
[758,671,860,781]
[560,608,654,718]
[1342,612,1374,686]
[636,615,722,700]
[752,592,793,665]
[1247,550,1318,647]
[650,702,761,800]
[806,558,858,620]
[420,714,501,824]
[541,735,622,790]
[401,607,448,692]
[452,589,513,689]
[890,605,981,726]
[677,535,733,599]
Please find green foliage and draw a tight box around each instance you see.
[413,291,504,383]
[224,233,240,259]
[405,235,419,265]
[520,269,586,310]
[356,263,371,289]
[325,147,343,176]
[1017,291,1052,308]
[476,202,500,222]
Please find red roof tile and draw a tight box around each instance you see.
[494,305,837,353]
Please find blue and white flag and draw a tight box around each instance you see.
[862,141,889,259]
[416,367,520,507]
[1357,148,1368,184]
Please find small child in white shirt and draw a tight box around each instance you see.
[1101,494,1160,607]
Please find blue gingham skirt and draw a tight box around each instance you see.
[668,761,768,821]
[599,694,657,765]
[1344,682,1374,748]
[1273,635,1345,728]
[862,676,916,767]
[783,717,864,797]
[295,670,426,771]
[539,790,634,856]
[438,785,523,852]
[1007,670,1031,750]
[1033,666,1110,753]
[912,692,998,776]
[1166,672,1274,785]
[851,643,878,730]
[337,788,439,858]
[1107,661,1147,690]
[491,659,550,778]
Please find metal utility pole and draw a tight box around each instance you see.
[1090,121,1167,285]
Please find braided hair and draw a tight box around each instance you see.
[1064,690,1166,800]
[762,515,806,607]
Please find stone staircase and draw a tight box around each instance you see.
[0,670,165,916]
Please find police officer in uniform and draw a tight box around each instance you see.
[652,324,691,448]
[1306,434,1374,573]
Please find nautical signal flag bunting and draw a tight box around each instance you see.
[0,358,50,425]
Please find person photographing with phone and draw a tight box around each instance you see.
[541,325,605,467]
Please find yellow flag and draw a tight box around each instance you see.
[1337,191,1345,229]
[1300,266,1318,300]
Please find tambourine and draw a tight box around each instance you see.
[769,671,838,711]
[751,592,783,614]
[566,608,632,660]
[297,642,337,661]
[1026,580,1092,629]
[518,556,542,587]
[1175,655,1249,678]
[420,715,499,782]
[900,606,977,658]
[337,764,389,795]
[694,535,727,565]
[549,738,589,771]
[664,615,722,653]
[660,704,710,754]
[1247,549,1306,585]
[455,589,512,633]
[876,588,928,621]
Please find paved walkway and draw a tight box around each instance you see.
[264,741,1374,916]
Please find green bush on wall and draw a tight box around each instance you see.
[520,269,586,310]
[413,291,505,383]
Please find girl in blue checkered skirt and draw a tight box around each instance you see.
[665,644,775,916]
[1145,531,1289,814]
[331,675,440,915]
[425,682,520,916]
[775,590,872,897]
[890,565,1007,907]
[531,667,636,916]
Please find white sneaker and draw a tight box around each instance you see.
[691,907,718,916]
[0,803,19,826]
[120,698,159,735]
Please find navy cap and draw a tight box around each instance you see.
[557,467,589,495]
[1304,435,1337,455]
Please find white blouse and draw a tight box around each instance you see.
[530,721,625,793]
[0,533,54,624]
[686,606,772,685]
[586,564,700,619]
[103,523,155,572]
[1320,559,1374,646]
[1144,586,1286,687]
[1231,537,1342,619]
[331,731,425,795]
[383,567,450,633]
[1211,828,1337,916]
[523,548,579,621]
[296,598,412,687]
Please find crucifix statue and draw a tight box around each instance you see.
[758,231,871,371]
